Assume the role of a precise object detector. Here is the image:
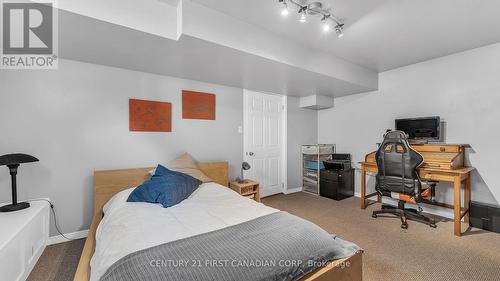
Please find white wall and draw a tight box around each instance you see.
[5,42,499,237]
[318,43,500,207]
[287,97,318,190]
[0,59,313,236]
[0,59,244,235]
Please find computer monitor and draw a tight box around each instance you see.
[395,117,441,142]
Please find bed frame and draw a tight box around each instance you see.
[73,162,363,281]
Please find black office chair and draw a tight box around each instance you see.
[371,130,437,229]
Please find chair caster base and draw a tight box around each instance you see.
[371,202,437,229]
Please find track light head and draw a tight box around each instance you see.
[299,8,307,23]
[280,0,289,16]
[335,24,344,38]
[321,15,331,32]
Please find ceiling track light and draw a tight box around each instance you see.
[277,0,345,38]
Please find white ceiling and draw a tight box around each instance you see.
[192,0,500,71]
[58,11,373,97]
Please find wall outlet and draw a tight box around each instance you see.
[238,125,243,134]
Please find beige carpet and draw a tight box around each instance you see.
[264,193,500,281]
[29,192,500,281]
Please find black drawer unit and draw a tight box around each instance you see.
[320,169,354,201]
[470,201,500,233]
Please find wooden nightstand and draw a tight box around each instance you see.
[229,180,260,202]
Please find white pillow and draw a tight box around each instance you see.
[150,153,213,183]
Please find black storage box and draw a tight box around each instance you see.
[319,169,354,201]
[469,201,500,233]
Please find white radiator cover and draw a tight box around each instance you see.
[0,201,50,281]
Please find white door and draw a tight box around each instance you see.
[243,90,286,198]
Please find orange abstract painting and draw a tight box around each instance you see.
[129,99,172,132]
[182,90,216,120]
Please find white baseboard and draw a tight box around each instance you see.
[284,187,303,194]
[48,229,89,245]
[354,192,454,219]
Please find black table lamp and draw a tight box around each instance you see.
[0,153,39,212]
[238,162,251,183]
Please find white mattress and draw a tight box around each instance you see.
[90,182,279,281]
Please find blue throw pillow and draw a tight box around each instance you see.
[127,165,202,208]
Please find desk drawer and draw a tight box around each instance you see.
[412,144,461,153]
[419,170,454,181]
[420,162,454,170]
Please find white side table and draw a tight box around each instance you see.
[0,201,50,281]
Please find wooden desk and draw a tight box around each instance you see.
[360,144,475,237]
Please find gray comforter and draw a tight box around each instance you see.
[100,211,361,281]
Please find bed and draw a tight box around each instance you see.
[74,162,363,281]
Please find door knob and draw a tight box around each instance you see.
[249,152,254,156]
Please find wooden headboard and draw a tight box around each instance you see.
[93,162,229,218]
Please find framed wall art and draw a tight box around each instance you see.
[182,90,216,120]
[129,99,172,132]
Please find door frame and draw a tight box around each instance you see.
[243,89,287,197]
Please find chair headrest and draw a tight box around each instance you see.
[384,130,408,140]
